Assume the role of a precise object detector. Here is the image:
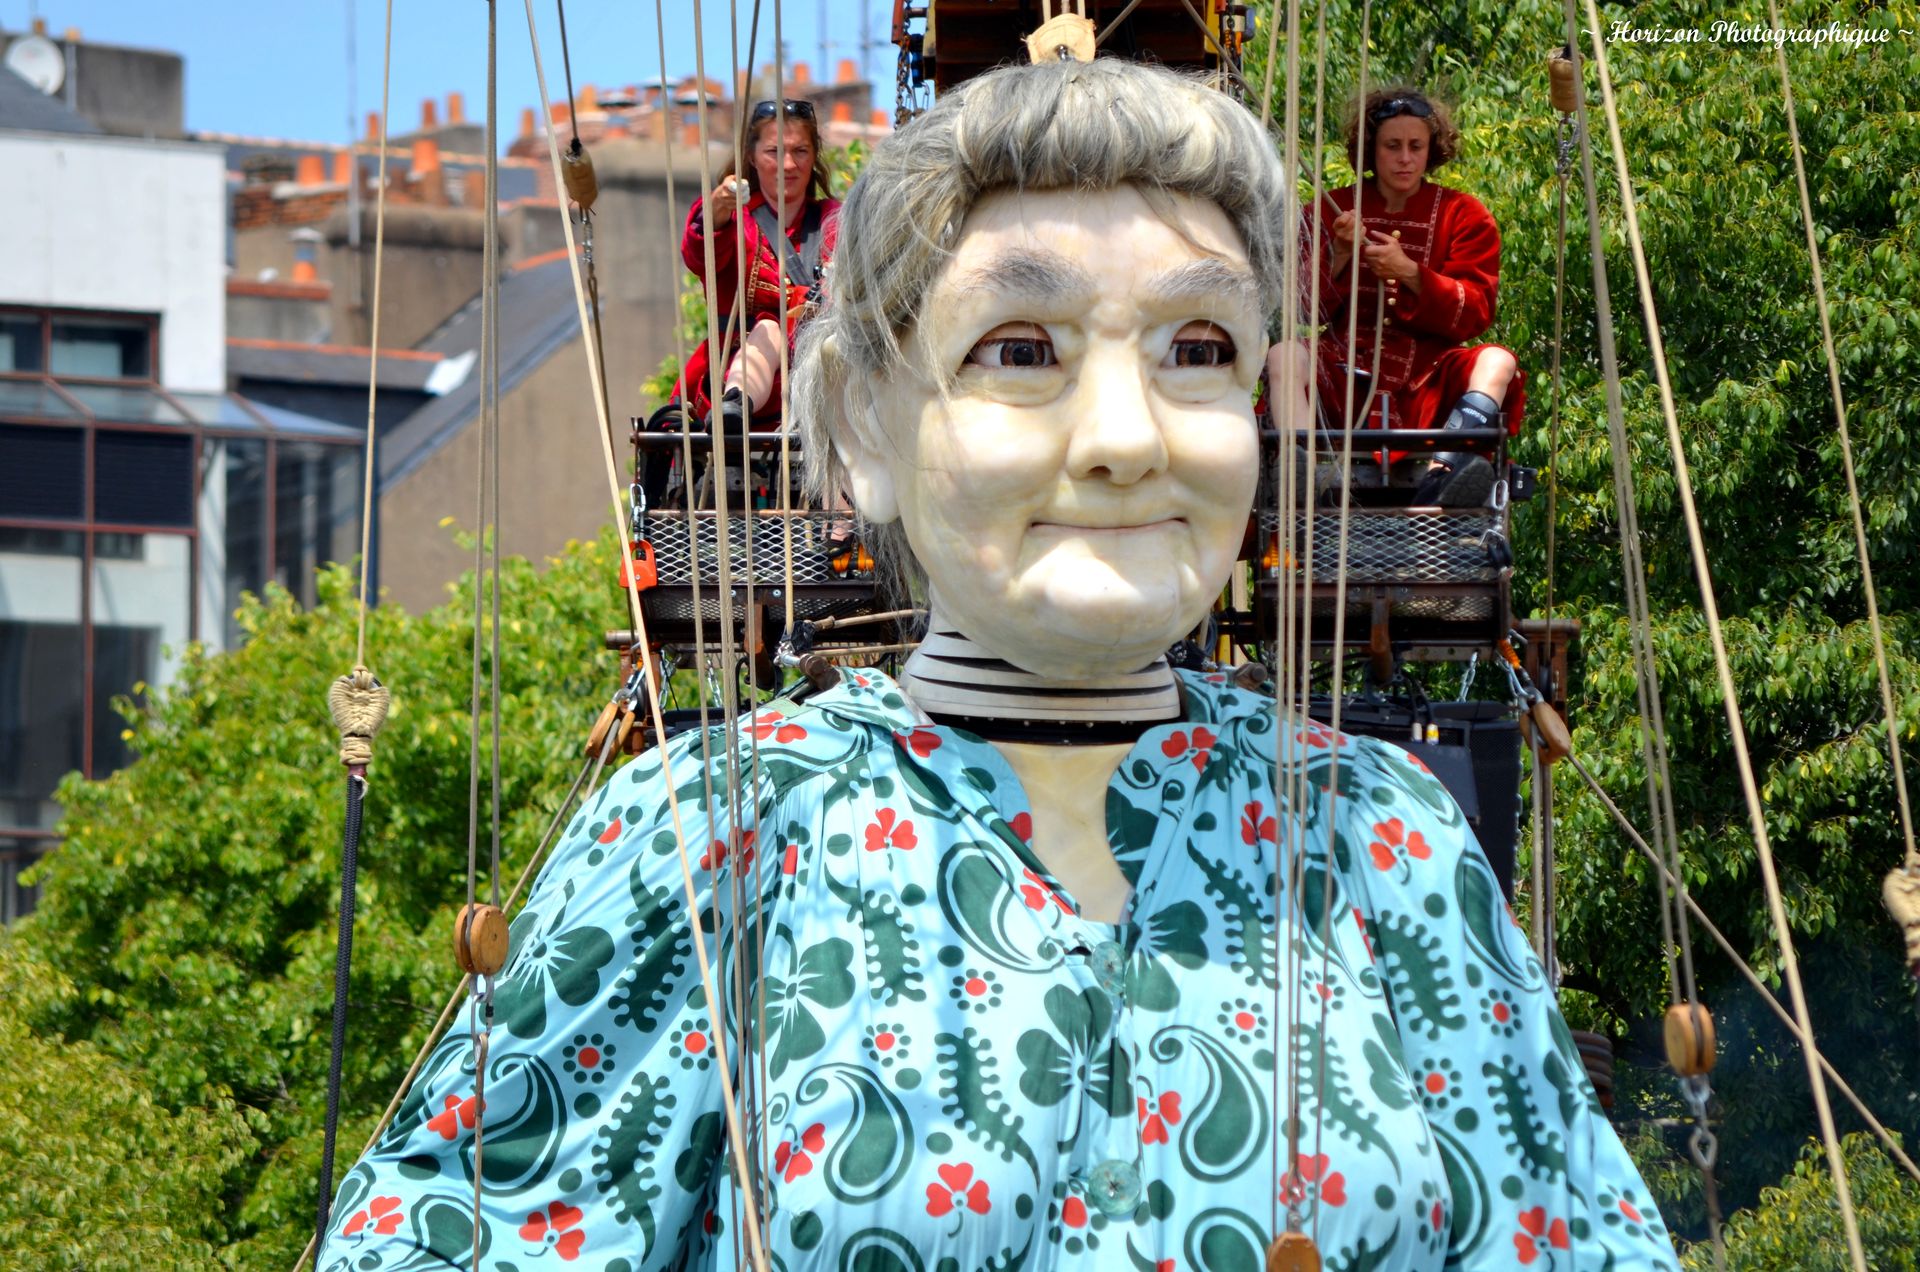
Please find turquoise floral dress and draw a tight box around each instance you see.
[320,669,1678,1271]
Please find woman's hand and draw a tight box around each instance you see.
[1329,208,1358,252]
[707,176,747,229]
[1361,230,1420,287]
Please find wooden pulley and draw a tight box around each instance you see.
[1662,1001,1717,1078]
[562,138,598,211]
[1266,1231,1322,1272]
[586,698,622,758]
[1547,48,1581,114]
[1885,866,1920,978]
[1024,13,1097,64]
[1519,697,1572,765]
[1231,661,1271,692]
[453,902,510,976]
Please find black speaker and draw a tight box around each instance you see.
[1313,698,1522,899]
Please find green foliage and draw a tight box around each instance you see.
[2,539,626,1267]
[1682,1133,1920,1270]
[0,939,253,1269]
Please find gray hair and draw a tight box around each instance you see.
[791,57,1291,568]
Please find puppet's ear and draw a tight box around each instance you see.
[833,375,900,525]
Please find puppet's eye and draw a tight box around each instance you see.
[965,323,1058,370]
[1162,322,1237,368]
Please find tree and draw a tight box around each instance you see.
[2,543,626,1268]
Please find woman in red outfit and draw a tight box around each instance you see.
[676,99,842,430]
[1309,88,1524,506]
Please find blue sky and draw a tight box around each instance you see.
[8,0,890,144]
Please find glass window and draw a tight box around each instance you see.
[94,430,195,527]
[0,315,42,373]
[0,423,85,519]
[0,530,83,833]
[2,838,54,924]
[89,533,190,779]
[173,392,265,431]
[50,317,152,380]
[198,437,268,651]
[58,383,188,426]
[0,379,84,421]
[275,442,362,606]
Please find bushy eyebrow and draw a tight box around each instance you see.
[1139,257,1261,316]
[942,248,1257,317]
[943,247,1097,305]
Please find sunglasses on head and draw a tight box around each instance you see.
[751,98,816,122]
[1368,96,1434,125]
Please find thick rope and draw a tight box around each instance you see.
[1577,3,1865,1263]
[311,772,366,1250]
[289,740,607,1272]
[352,1,396,669]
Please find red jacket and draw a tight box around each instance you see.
[674,191,841,419]
[680,190,841,329]
[1313,180,1514,430]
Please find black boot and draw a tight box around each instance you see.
[1414,390,1501,507]
[708,386,749,496]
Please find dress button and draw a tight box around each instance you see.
[1087,1158,1142,1217]
[1089,940,1128,997]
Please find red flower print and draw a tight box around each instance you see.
[782,841,799,876]
[1279,1152,1347,1208]
[1019,868,1072,914]
[700,829,756,873]
[1293,724,1333,748]
[925,1162,991,1217]
[1061,1195,1089,1229]
[1352,907,1375,958]
[863,808,917,853]
[1514,1208,1570,1265]
[426,1093,480,1140]
[343,1195,405,1237]
[1008,812,1034,843]
[520,1201,586,1260]
[1620,1199,1643,1223]
[774,1122,827,1183]
[1432,1200,1445,1234]
[1157,1261,1176,1272]
[597,818,622,844]
[1367,819,1430,873]
[1241,801,1278,846]
[1160,727,1218,773]
[896,728,942,759]
[1137,1091,1183,1145]
[745,710,807,744]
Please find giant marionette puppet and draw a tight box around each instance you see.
[319,54,1679,1272]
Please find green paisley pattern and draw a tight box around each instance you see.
[319,670,1677,1270]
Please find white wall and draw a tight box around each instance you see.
[0,131,226,391]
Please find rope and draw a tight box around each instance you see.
[1761,0,1920,938]
[310,772,366,1250]
[1576,3,1865,1263]
[1565,752,1920,1187]
[312,0,395,1250]
[289,739,608,1272]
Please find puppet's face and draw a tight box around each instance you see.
[844,185,1264,678]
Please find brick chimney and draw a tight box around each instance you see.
[579,83,598,112]
[832,101,853,124]
[421,97,439,128]
[519,107,536,139]
[366,110,382,141]
[448,91,466,124]
[463,168,486,208]
[871,108,889,128]
[333,150,355,185]
[295,153,327,186]
[837,58,857,84]
[791,62,811,86]
[411,137,444,203]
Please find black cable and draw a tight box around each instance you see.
[312,772,365,1248]
[554,0,578,142]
